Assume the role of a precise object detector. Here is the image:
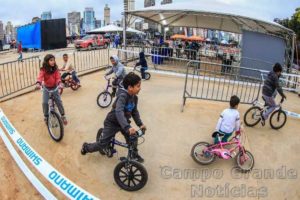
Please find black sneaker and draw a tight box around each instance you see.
[134,154,144,163]
[81,143,88,155]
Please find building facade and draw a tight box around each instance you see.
[0,21,4,40]
[41,11,52,20]
[68,11,81,36]
[83,7,95,33]
[104,4,110,26]
[161,0,172,5]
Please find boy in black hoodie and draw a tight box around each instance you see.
[81,72,146,162]
[135,52,148,80]
[261,63,286,125]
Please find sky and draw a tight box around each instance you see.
[0,0,299,26]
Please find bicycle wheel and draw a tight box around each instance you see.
[270,110,287,130]
[190,142,215,165]
[144,72,151,80]
[236,150,254,173]
[96,128,106,155]
[47,111,64,142]
[114,160,148,191]
[244,106,262,127]
[70,81,79,90]
[97,91,112,108]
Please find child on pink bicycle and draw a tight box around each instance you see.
[214,95,241,144]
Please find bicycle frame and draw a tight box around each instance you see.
[204,135,245,160]
[107,130,145,160]
[253,98,284,113]
[43,87,59,113]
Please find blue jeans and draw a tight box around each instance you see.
[262,95,277,119]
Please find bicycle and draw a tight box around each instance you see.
[133,65,151,80]
[96,128,148,191]
[244,97,286,129]
[96,76,114,108]
[42,87,64,142]
[59,71,80,95]
[191,126,254,173]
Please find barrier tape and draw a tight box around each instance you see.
[0,127,57,200]
[0,109,99,200]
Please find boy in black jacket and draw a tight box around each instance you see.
[261,63,286,125]
[135,52,148,80]
[81,72,146,162]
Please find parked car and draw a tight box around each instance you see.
[74,34,110,50]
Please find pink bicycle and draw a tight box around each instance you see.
[191,127,254,173]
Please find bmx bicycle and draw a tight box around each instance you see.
[244,97,286,130]
[96,128,148,191]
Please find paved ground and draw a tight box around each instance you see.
[0,70,300,200]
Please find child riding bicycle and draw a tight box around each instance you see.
[60,53,81,86]
[35,54,68,125]
[214,95,241,144]
[81,72,146,163]
[135,52,148,80]
[261,63,287,125]
[105,55,126,97]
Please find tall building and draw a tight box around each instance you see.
[83,7,95,33]
[5,21,13,35]
[113,20,122,27]
[0,21,4,40]
[161,0,172,4]
[41,11,52,20]
[68,11,81,36]
[126,0,137,28]
[144,0,158,34]
[128,0,135,11]
[95,20,102,28]
[144,0,155,7]
[104,4,110,25]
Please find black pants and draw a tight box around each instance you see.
[85,119,138,153]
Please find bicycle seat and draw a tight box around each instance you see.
[212,131,225,138]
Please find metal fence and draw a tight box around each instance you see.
[0,49,110,100]
[0,56,41,99]
[181,60,263,111]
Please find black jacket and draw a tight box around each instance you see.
[105,88,143,132]
[135,52,148,69]
[262,71,284,97]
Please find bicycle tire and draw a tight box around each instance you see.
[244,106,262,127]
[114,160,148,191]
[270,110,287,130]
[97,91,112,108]
[47,111,64,142]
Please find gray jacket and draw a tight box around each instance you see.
[106,55,126,79]
[105,88,143,132]
[262,71,284,97]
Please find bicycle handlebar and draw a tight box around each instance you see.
[42,86,59,93]
[130,129,146,139]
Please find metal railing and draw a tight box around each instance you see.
[181,60,263,111]
[0,49,110,100]
[0,56,41,99]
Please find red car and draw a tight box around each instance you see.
[75,34,110,50]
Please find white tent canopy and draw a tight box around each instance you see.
[127,1,294,37]
[88,24,145,35]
